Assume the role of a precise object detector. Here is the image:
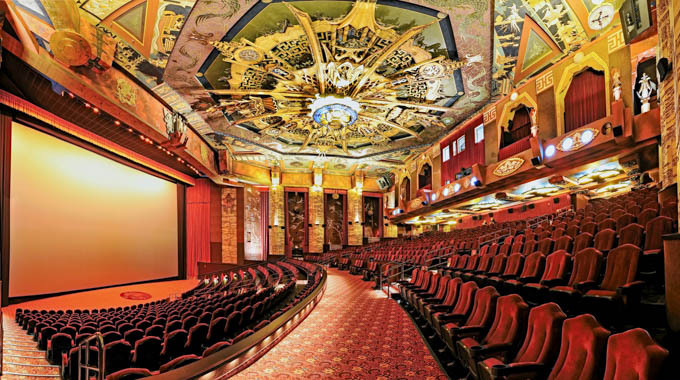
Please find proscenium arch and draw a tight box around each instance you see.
[554,52,611,136]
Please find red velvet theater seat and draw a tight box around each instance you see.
[463,254,493,281]
[522,250,571,303]
[619,223,644,248]
[603,328,668,380]
[439,286,499,353]
[594,228,617,255]
[502,252,546,294]
[581,244,644,323]
[456,294,529,378]
[548,248,603,311]
[477,302,566,380]
[553,235,573,253]
[489,314,609,380]
[407,272,441,309]
[432,281,479,340]
[424,277,462,327]
[474,254,507,286]
[573,232,594,254]
[487,253,524,289]
[415,275,451,318]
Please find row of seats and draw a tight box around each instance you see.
[399,270,668,379]
[13,260,323,379]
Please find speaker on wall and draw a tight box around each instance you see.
[528,204,535,209]
[657,58,672,82]
[488,212,494,218]
[531,156,542,166]
[613,125,623,137]
[553,198,560,204]
[508,208,514,214]
[522,205,527,212]
[620,0,653,44]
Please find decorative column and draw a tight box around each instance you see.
[308,167,324,253]
[383,191,398,238]
[348,172,364,245]
[269,167,285,255]
[221,187,244,264]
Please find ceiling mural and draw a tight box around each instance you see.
[163,0,494,174]
[9,0,620,177]
[492,0,619,94]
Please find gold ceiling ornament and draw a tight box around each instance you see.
[208,0,475,154]
[493,157,525,177]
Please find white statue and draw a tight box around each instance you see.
[636,72,657,113]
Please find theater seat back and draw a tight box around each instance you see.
[451,281,478,316]
[502,253,524,277]
[600,244,640,291]
[573,233,594,254]
[513,303,566,365]
[481,294,529,347]
[540,250,571,282]
[464,286,499,328]
[603,328,668,380]
[442,277,463,306]
[567,248,603,286]
[548,314,609,380]
[518,252,545,280]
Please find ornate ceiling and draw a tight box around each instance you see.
[11,0,619,176]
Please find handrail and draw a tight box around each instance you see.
[197,258,285,280]
[377,246,459,294]
[77,332,105,380]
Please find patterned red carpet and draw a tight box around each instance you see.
[234,268,446,380]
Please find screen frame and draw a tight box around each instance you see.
[0,110,187,306]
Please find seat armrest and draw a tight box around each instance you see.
[428,304,453,312]
[423,297,444,304]
[470,343,514,359]
[438,313,467,323]
[617,280,645,299]
[492,363,546,378]
[499,274,517,279]
[519,276,539,284]
[574,280,598,292]
[541,278,566,287]
[455,326,486,338]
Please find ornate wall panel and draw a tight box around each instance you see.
[348,189,363,245]
[325,193,345,246]
[221,187,238,263]
[308,189,324,253]
[363,196,381,238]
[285,191,307,253]
[244,186,262,260]
[269,186,285,255]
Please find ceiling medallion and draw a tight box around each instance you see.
[493,157,525,177]
[208,0,475,154]
[557,128,599,152]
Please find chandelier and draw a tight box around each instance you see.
[208,0,474,154]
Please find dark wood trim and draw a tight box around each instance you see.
[7,276,181,305]
[177,183,187,279]
[1,110,12,307]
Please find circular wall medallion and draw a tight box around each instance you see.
[120,291,152,300]
[50,30,92,66]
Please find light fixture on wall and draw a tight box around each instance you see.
[454,183,461,193]
[545,144,556,157]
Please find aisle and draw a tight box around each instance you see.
[235,268,446,380]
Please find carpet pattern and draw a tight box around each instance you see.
[234,268,446,379]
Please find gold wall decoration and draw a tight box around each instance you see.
[535,70,554,93]
[483,106,496,123]
[607,29,626,53]
[556,128,599,152]
[116,78,137,106]
[493,157,525,177]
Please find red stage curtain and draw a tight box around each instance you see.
[564,69,606,133]
[440,114,485,186]
[186,179,211,278]
[260,191,269,260]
